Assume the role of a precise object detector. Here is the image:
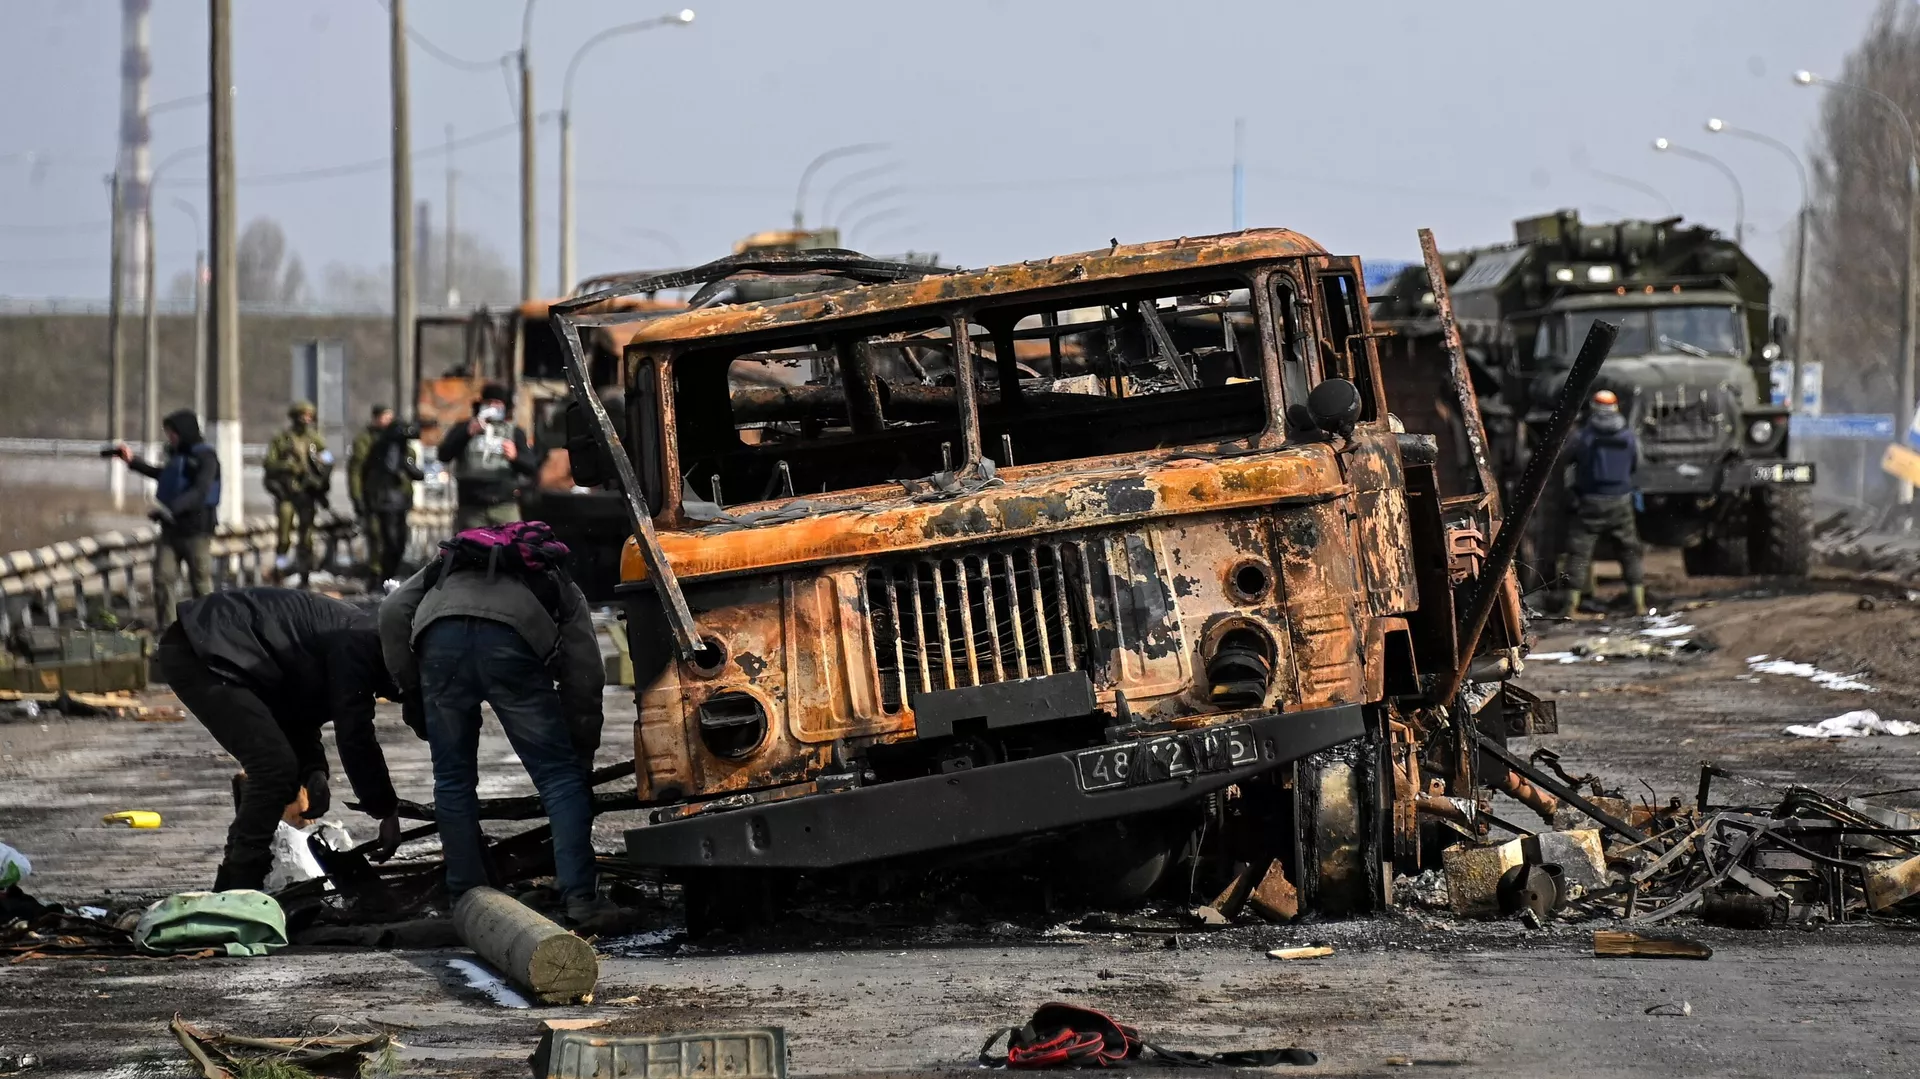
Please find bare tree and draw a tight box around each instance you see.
[319,224,515,308]
[1806,0,1920,411]
[235,217,307,303]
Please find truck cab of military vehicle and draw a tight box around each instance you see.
[1375,210,1812,582]
[555,231,1541,925]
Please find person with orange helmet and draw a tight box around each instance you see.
[1562,388,1646,616]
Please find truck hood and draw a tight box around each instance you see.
[1535,353,1756,412]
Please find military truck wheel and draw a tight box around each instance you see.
[1683,499,1752,576]
[1749,486,1812,577]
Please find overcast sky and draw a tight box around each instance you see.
[0,1,1884,302]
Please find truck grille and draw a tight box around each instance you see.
[1645,391,1732,444]
[865,541,1097,714]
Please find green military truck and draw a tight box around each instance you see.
[1372,210,1813,586]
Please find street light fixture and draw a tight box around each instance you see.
[558,9,696,295]
[1651,136,1746,245]
[1704,116,1811,379]
[1796,69,1920,503]
[793,143,888,230]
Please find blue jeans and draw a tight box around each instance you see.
[418,616,597,904]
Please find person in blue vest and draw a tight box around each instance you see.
[113,409,222,626]
[1562,389,1646,617]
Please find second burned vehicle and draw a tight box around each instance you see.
[551,232,1597,926]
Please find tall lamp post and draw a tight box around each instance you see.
[171,197,207,422]
[1652,137,1746,245]
[1705,117,1811,377]
[558,9,694,296]
[143,144,205,469]
[792,143,887,230]
[1797,69,1920,504]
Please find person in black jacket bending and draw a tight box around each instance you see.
[436,382,537,531]
[157,588,409,891]
[112,409,221,626]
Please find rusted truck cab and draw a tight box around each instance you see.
[579,231,1528,913]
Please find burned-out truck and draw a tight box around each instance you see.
[553,232,1601,926]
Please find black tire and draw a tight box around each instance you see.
[1749,486,1813,577]
[1682,497,1751,576]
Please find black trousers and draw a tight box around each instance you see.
[372,508,409,579]
[1564,493,1646,589]
[157,623,318,890]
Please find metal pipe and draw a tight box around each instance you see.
[1705,119,1810,371]
[210,0,242,527]
[1431,319,1617,708]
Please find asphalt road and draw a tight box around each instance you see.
[3,563,1919,1077]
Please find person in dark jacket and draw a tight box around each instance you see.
[157,589,408,891]
[378,522,610,926]
[113,409,221,626]
[359,419,424,584]
[436,382,537,531]
[1562,389,1646,616]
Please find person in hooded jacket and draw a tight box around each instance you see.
[1562,388,1646,616]
[157,588,409,891]
[112,409,221,626]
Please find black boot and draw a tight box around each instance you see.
[212,857,270,893]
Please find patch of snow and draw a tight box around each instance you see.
[447,958,532,1008]
[1747,654,1876,693]
[1785,709,1917,738]
[1527,651,1586,664]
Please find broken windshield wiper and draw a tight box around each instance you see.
[1657,334,1712,359]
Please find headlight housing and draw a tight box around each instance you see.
[1748,419,1775,444]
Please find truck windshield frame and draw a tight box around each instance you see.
[1537,304,1746,362]
[638,270,1286,522]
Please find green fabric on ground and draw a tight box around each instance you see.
[135,889,288,956]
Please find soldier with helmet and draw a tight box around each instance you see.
[264,400,335,575]
[1562,388,1646,616]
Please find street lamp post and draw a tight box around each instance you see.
[1705,117,1811,377]
[792,143,887,230]
[559,9,694,296]
[143,145,205,469]
[519,0,538,303]
[1797,69,1920,504]
[1652,137,1746,246]
[172,197,206,422]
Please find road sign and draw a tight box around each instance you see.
[1798,361,1824,415]
[1795,413,1896,440]
[1768,360,1793,407]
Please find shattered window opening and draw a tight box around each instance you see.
[657,277,1272,511]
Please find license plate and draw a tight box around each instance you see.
[1074,724,1258,792]
[1751,462,1814,485]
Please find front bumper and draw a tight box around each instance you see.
[623,703,1366,870]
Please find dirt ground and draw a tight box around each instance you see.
[3,552,1920,1077]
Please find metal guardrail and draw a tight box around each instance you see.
[0,438,270,461]
[0,509,455,635]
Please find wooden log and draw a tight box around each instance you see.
[453,886,598,1004]
[1592,930,1712,960]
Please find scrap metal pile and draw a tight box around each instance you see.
[1432,759,1920,930]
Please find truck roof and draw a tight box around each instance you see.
[619,228,1329,350]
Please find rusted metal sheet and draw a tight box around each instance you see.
[609,229,1328,349]
[620,447,1348,584]
[1417,228,1499,510]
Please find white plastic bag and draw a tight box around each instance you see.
[0,842,30,888]
[261,820,354,892]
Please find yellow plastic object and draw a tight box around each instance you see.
[103,810,162,829]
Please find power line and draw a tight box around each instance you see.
[154,120,531,189]
[372,0,507,71]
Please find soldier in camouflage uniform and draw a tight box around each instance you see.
[265,401,334,574]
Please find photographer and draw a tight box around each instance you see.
[109,409,221,626]
[360,417,424,584]
[436,382,536,531]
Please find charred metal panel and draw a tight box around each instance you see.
[1269,501,1366,709]
[621,449,1348,585]
[1157,509,1293,715]
[1342,428,1420,617]
[783,569,899,745]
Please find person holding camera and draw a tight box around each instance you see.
[108,409,221,627]
[436,382,537,531]
[360,416,424,584]
[264,400,335,575]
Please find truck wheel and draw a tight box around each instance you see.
[1749,486,1812,577]
[1682,499,1751,576]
